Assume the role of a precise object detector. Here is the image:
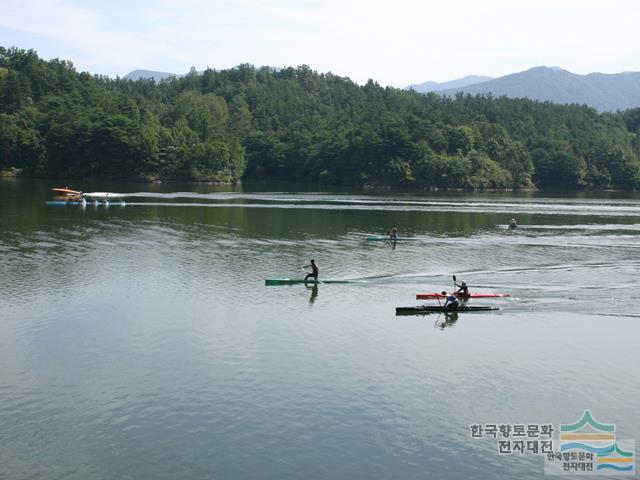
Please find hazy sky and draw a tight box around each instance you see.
[1,0,639,87]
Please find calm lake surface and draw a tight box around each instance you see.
[1,179,639,479]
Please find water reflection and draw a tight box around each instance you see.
[435,311,459,329]
[307,284,319,305]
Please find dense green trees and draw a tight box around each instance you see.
[1,46,640,189]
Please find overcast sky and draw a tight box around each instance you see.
[1,0,639,87]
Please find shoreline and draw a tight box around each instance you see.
[3,171,638,193]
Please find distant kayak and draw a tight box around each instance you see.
[495,224,519,229]
[396,305,499,315]
[416,292,510,300]
[366,236,415,242]
[265,278,363,285]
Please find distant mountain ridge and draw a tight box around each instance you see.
[432,66,640,112]
[406,75,493,93]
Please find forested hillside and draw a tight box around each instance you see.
[2,47,640,189]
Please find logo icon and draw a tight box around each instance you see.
[545,410,635,475]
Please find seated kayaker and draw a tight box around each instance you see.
[388,225,399,240]
[303,259,319,283]
[442,291,459,310]
[455,280,469,296]
[509,218,517,228]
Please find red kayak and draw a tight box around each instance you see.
[416,292,511,300]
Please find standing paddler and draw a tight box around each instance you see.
[389,225,399,240]
[303,259,319,283]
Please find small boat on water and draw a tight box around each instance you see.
[47,188,126,206]
[396,305,500,315]
[50,187,83,202]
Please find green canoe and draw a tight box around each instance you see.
[366,236,415,242]
[265,278,363,286]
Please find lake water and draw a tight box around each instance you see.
[1,179,639,479]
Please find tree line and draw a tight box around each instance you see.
[2,46,640,189]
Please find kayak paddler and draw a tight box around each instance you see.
[509,218,517,228]
[303,259,319,283]
[455,280,469,296]
[388,225,399,240]
[442,291,459,310]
